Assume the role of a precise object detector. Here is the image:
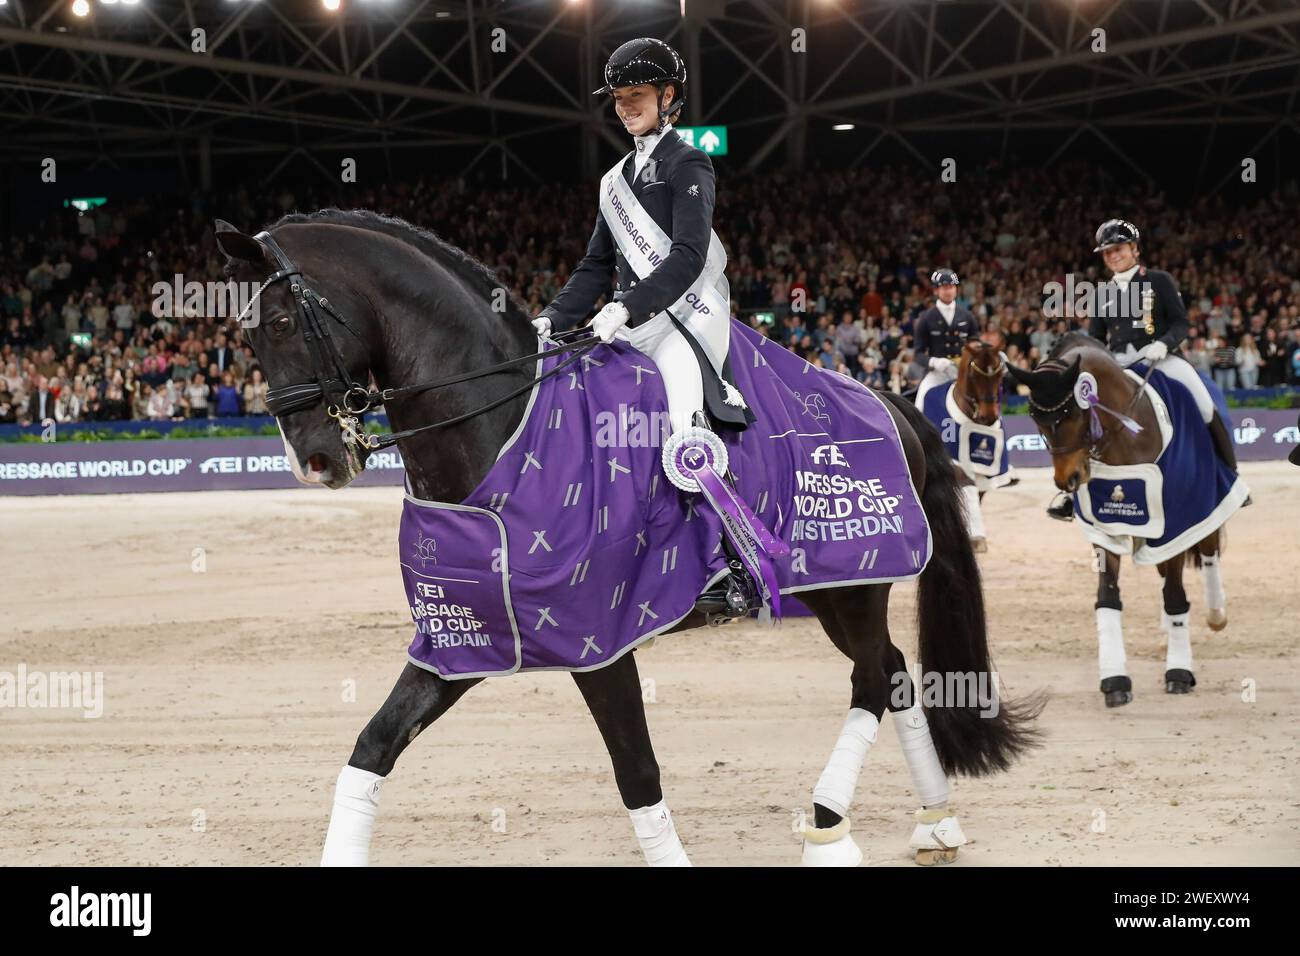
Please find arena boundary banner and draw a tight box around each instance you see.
[0,409,1295,496]
[0,437,406,495]
[1001,408,1296,467]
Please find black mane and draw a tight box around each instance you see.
[1042,330,1100,367]
[270,208,531,324]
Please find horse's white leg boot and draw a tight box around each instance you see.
[1164,611,1196,692]
[909,807,970,866]
[894,703,967,865]
[1201,553,1227,631]
[801,708,877,866]
[321,765,384,867]
[1097,607,1127,681]
[627,800,691,867]
[961,484,987,549]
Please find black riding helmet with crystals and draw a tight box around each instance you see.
[593,38,687,131]
[1094,218,1140,252]
[930,269,960,287]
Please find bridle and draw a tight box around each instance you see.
[1027,358,1155,460]
[238,230,598,451]
[960,344,1005,414]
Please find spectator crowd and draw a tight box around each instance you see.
[2,159,1297,426]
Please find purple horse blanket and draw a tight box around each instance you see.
[401,321,931,678]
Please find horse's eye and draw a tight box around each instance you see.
[270,314,294,337]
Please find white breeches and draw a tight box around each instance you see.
[915,363,957,410]
[617,312,713,435]
[1117,347,1216,423]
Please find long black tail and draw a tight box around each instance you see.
[880,392,1045,776]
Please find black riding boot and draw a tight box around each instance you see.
[1206,411,1251,505]
[1046,491,1075,521]
[686,411,765,622]
[1207,411,1238,472]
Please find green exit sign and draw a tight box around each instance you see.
[677,126,728,155]
[63,197,108,212]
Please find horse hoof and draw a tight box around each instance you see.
[915,847,959,866]
[970,536,988,553]
[1206,608,1228,632]
[1165,669,1196,694]
[800,818,863,867]
[1101,675,1132,708]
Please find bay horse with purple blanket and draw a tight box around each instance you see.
[216,210,1041,866]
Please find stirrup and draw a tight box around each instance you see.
[694,558,763,625]
[1046,492,1074,522]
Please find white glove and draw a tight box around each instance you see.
[928,356,953,373]
[531,314,552,339]
[590,301,630,344]
[1144,340,1168,362]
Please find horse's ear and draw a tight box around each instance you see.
[1061,354,1083,389]
[1004,362,1031,387]
[214,220,266,265]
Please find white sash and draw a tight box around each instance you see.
[599,155,732,379]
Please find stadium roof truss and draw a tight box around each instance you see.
[0,0,1296,187]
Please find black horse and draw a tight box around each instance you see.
[216,209,1040,866]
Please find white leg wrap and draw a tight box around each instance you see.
[1165,611,1194,671]
[892,703,949,808]
[1201,554,1226,611]
[1096,607,1127,681]
[320,765,384,867]
[961,484,986,540]
[812,708,879,818]
[628,800,692,867]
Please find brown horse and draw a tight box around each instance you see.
[1006,333,1234,708]
[955,339,1006,427]
[945,340,1014,553]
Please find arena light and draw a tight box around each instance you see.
[322,0,340,10]
[71,0,90,15]
[832,123,855,131]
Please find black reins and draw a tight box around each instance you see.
[243,230,598,451]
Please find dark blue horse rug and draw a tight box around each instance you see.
[1072,364,1249,566]
[921,379,1015,490]
[399,322,932,679]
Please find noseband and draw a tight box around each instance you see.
[961,346,1005,411]
[240,229,597,451]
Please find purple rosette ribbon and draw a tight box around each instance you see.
[1076,372,1144,440]
[671,440,789,623]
